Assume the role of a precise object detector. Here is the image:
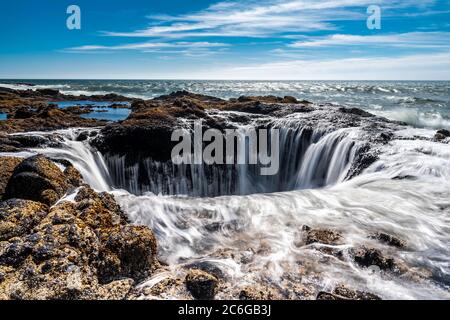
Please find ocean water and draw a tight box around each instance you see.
[56,100,131,121]
[1,80,450,130]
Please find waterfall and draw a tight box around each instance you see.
[103,125,361,196]
[17,129,113,192]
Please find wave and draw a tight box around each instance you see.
[372,109,450,130]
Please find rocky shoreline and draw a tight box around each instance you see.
[0,86,448,300]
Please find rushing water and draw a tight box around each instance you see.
[2,122,449,300]
[2,80,450,129]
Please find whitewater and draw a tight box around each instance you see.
[2,121,449,299]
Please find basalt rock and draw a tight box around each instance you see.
[239,284,282,300]
[370,232,406,248]
[0,166,157,299]
[351,246,400,272]
[305,228,344,246]
[434,129,450,141]
[317,285,381,300]
[185,269,219,300]
[4,155,70,206]
[97,225,157,283]
[0,157,22,198]
[0,105,106,134]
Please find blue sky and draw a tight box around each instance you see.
[0,0,449,79]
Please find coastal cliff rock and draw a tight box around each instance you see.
[0,156,158,300]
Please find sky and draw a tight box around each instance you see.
[0,0,449,80]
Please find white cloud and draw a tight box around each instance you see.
[103,0,423,39]
[289,32,450,48]
[68,41,229,51]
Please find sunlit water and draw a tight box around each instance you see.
[56,100,131,121]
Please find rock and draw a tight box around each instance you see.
[36,88,60,96]
[339,107,374,117]
[0,185,157,300]
[0,157,22,197]
[74,186,127,229]
[435,129,450,140]
[239,284,282,300]
[64,165,83,188]
[12,107,36,119]
[0,199,48,241]
[305,228,343,245]
[351,246,400,271]
[4,155,69,205]
[97,225,157,283]
[370,232,406,248]
[317,285,381,300]
[185,269,218,300]
[333,285,381,300]
[184,261,225,280]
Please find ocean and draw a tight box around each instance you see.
[1,80,450,130]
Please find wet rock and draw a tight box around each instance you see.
[12,107,36,119]
[64,165,83,188]
[305,228,343,245]
[351,246,399,271]
[0,199,48,241]
[74,186,127,228]
[36,88,60,96]
[0,185,157,300]
[434,129,450,141]
[370,232,406,248]
[0,157,22,197]
[317,285,381,300]
[97,225,157,283]
[0,105,106,134]
[4,155,69,205]
[239,284,282,300]
[339,107,374,117]
[185,269,218,300]
[184,261,225,280]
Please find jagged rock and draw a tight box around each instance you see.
[339,107,374,117]
[239,284,282,300]
[36,88,60,96]
[370,232,406,248]
[351,246,400,271]
[317,285,381,300]
[185,269,218,300]
[0,157,22,197]
[4,155,69,205]
[97,225,157,283]
[434,129,450,141]
[0,199,48,241]
[74,186,127,229]
[64,165,83,188]
[305,228,343,245]
[0,186,157,300]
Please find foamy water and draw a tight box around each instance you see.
[3,121,449,300]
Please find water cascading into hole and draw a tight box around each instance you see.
[103,125,361,197]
